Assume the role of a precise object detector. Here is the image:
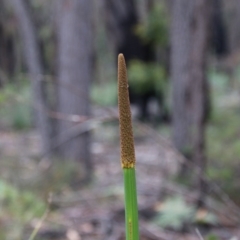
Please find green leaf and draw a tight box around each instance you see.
[154,197,195,230]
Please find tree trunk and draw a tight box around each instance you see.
[0,7,16,86]
[9,0,52,153]
[171,0,209,204]
[104,0,154,62]
[189,0,209,205]
[224,0,240,53]
[209,0,228,57]
[170,0,194,155]
[56,0,93,181]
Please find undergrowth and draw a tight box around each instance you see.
[0,80,32,130]
[206,70,240,202]
[0,180,46,240]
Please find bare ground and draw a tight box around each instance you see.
[0,111,240,240]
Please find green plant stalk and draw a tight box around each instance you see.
[124,168,139,240]
[118,53,139,240]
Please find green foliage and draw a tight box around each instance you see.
[0,179,46,239]
[135,2,168,46]
[0,82,18,104]
[206,70,240,201]
[206,121,240,197]
[0,180,45,220]
[0,81,32,130]
[128,60,167,94]
[206,234,220,240]
[154,197,195,230]
[207,167,233,182]
[11,103,31,130]
[91,81,117,106]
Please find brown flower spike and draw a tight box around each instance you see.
[118,54,136,168]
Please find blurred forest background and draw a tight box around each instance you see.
[1,0,240,239]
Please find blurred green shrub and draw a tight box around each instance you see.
[0,81,32,130]
[206,70,240,202]
[128,60,167,95]
[154,196,217,230]
[135,2,168,47]
[206,234,220,240]
[154,197,195,230]
[0,179,46,239]
[91,81,117,106]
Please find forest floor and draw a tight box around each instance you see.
[0,108,240,240]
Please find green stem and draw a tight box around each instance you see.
[124,168,139,240]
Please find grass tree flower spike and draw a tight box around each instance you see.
[118,53,139,240]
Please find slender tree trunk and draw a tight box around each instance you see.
[0,19,15,85]
[10,0,52,153]
[171,0,194,155]
[209,0,228,57]
[57,0,93,181]
[171,0,209,204]
[189,0,209,205]
[225,0,240,53]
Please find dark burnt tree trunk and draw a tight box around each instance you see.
[104,0,169,122]
[10,0,52,153]
[57,0,93,181]
[171,0,209,204]
[210,0,228,57]
[0,26,14,86]
[104,0,154,63]
[224,0,240,53]
[0,2,16,86]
